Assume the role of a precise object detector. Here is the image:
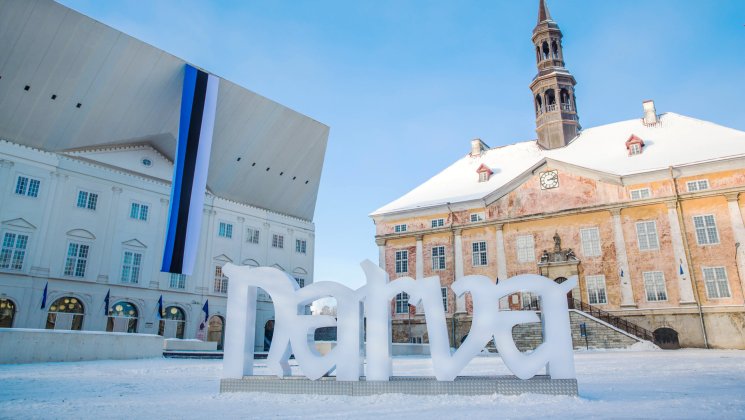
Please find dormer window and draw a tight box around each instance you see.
[626,134,645,156]
[476,164,493,183]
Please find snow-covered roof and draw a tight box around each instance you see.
[371,113,745,216]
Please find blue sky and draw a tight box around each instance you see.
[59,0,745,289]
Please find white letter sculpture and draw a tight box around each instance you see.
[223,260,576,381]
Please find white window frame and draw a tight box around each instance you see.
[169,273,187,290]
[395,250,408,274]
[394,224,407,233]
[218,222,233,239]
[395,292,410,314]
[214,265,228,294]
[272,234,284,249]
[629,143,642,156]
[431,218,445,228]
[472,241,487,266]
[516,235,535,263]
[431,246,446,271]
[636,221,659,251]
[469,212,485,223]
[120,249,143,284]
[64,241,90,278]
[630,188,651,200]
[701,267,731,299]
[580,227,601,257]
[586,275,607,305]
[76,189,99,210]
[687,179,710,192]
[478,171,489,182]
[441,287,448,312]
[246,227,260,244]
[295,239,307,254]
[0,230,29,271]
[129,201,149,221]
[693,215,719,245]
[643,271,668,302]
[14,175,41,198]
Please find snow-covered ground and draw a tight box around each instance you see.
[1,350,744,419]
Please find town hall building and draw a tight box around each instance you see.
[371,0,745,349]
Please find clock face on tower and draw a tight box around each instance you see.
[539,170,559,190]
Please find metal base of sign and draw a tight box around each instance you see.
[220,375,578,396]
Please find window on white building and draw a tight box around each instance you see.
[643,271,667,301]
[472,241,487,266]
[586,275,607,304]
[214,266,228,294]
[129,202,149,221]
[246,228,260,244]
[441,287,448,312]
[169,273,187,289]
[296,239,307,254]
[121,250,143,284]
[580,227,601,257]
[630,188,651,200]
[629,143,642,156]
[431,218,444,228]
[516,235,535,263]
[76,190,98,210]
[702,267,731,299]
[395,292,410,314]
[636,221,659,251]
[218,222,233,239]
[394,224,407,233]
[395,250,408,274]
[431,246,446,270]
[0,232,28,270]
[272,234,284,249]
[693,215,719,245]
[64,242,89,277]
[470,213,485,223]
[15,176,40,198]
[295,277,305,288]
[687,179,710,192]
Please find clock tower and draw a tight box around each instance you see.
[530,0,580,150]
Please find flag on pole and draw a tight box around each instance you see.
[157,295,164,319]
[161,64,220,275]
[680,264,685,275]
[620,269,624,278]
[40,282,48,309]
[104,289,111,316]
[202,300,209,323]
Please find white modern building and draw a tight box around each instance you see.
[0,0,329,351]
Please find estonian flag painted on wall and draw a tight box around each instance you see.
[162,64,220,275]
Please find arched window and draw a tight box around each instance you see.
[560,89,572,111]
[159,306,185,339]
[545,89,556,111]
[535,46,541,63]
[0,298,16,328]
[46,296,84,330]
[107,301,138,333]
[541,41,550,60]
[551,39,559,59]
[535,95,543,115]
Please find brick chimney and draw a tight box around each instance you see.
[642,100,658,125]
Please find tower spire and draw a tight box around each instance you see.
[530,0,580,149]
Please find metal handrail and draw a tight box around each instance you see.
[568,298,655,342]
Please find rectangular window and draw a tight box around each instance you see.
[272,234,284,249]
[76,191,98,210]
[394,224,407,233]
[516,235,535,263]
[15,176,40,198]
[472,241,487,266]
[470,213,484,223]
[246,228,260,244]
[218,222,233,238]
[0,232,28,270]
[295,277,305,288]
[643,271,668,301]
[636,221,659,251]
[395,292,410,314]
[441,287,448,312]
[629,143,642,155]
[129,202,149,221]
[702,267,731,299]
[630,188,651,200]
[693,215,719,245]
[586,275,607,304]
[580,227,601,257]
[395,250,408,274]
[214,266,228,294]
[64,242,89,277]
[296,239,307,254]
[121,250,143,284]
[687,179,710,192]
[431,246,446,271]
[169,273,187,289]
[431,218,444,228]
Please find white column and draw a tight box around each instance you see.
[98,186,123,283]
[666,201,696,304]
[415,235,425,314]
[0,160,15,216]
[30,171,60,275]
[237,216,246,263]
[151,197,169,288]
[495,224,508,281]
[197,207,216,294]
[725,193,745,302]
[454,229,466,313]
[38,173,68,272]
[611,208,636,307]
[375,238,386,271]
